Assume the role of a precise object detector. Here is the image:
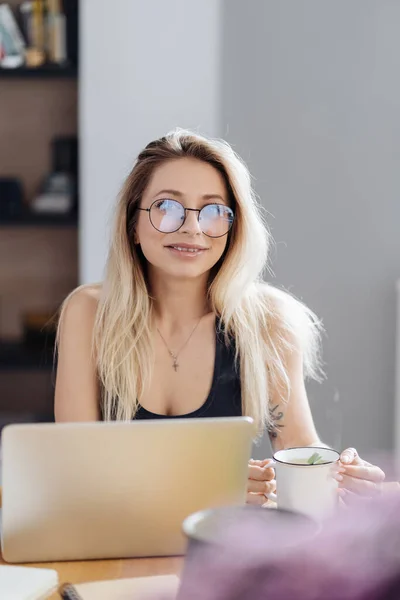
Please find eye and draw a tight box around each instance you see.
[204,204,219,215]
[202,204,233,218]
[153,198,181,211]
[154,199,169,210]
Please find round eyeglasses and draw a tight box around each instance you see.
[137,199,235,238]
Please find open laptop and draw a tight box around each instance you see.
[1,417,254,563]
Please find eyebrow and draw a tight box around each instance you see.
[154,189,226,202]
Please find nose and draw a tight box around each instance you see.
[180,209,202,235]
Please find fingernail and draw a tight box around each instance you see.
[341,456,350,463]
[338,467,346,473]
[335,474,344,482]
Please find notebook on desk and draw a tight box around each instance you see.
[60,574,179,600]
[0,565,58,599]
[1,417,254,563]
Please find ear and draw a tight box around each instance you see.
[135,232,143,246]
[127,202,140,245]
[130,222,140,245]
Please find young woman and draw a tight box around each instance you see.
[55,129,384,505]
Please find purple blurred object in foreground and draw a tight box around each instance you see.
[177,489,400,600]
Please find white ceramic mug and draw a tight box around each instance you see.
[266,446,340,520]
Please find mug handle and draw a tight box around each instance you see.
[264,459,277,502]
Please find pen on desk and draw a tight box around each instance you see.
[59,583,84,600]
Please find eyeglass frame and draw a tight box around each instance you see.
[135,198,235,238]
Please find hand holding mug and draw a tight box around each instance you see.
[246,458,276,505]
[337,447,385,503]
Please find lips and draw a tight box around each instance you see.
[165,244,208,254]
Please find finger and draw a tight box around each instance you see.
[340,474,380,496]
[338,495,348,511]
[248,479,276,496]
[340,447,358,464]
[246,492,269,506]
[258,458,275,467]
[249,458,274,468]
[338,487,359,506]
[248,464,275,482]
[262,498,277,509]
[341,464,385,483]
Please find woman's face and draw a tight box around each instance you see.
[134,157,232,282]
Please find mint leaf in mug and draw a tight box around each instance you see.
[307,452,323,465]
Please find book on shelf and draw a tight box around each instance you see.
[0,3,26,68]
[0,0,75,70]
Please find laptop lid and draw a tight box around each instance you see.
[1,417,254,563]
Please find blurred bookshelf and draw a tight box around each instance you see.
[0,0,79,420]
[0,64,77,78]
[0,341,54,371]
[0,210,78,227]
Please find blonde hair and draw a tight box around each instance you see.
[58,129,323,434]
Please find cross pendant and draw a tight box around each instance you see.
[172,357,179,371]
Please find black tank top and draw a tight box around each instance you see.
[134,320,242,420]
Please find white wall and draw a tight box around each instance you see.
[79,0,222,283]
[223,0,400,453]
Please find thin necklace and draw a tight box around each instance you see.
[157,316,203,372]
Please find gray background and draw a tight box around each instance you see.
[222,1,400,455]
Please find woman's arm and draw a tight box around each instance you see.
[268,337,322,452]
[266,303,385,496]
[267,340,386,498]
[54,287,101,422]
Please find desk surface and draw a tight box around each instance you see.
[0,553,183,599]
[1,483,399,598]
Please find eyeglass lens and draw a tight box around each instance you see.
[149,199,234,237]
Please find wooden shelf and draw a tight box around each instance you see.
[0,64,78,79]
[0,341,54,371]
[0,211,78,227]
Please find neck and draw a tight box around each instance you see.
[149,272,210,333]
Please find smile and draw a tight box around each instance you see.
[170,246,203,253]
[165,245,208,257]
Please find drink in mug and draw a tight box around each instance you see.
[266,447,341,520]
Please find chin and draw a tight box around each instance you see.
[168,265,210,280]
[146,253,221,282]
[150,260,211,281]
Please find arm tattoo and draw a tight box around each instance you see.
[269,403,284,439]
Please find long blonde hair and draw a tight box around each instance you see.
[59,129,323,434]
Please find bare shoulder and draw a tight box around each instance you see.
[58,284,102,335]
[63,283,100,311]
[55,284,102,422]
